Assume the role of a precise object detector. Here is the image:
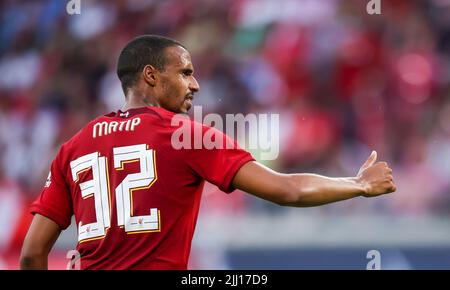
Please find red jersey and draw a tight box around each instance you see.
[30,106,254,269]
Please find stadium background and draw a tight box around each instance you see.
[0,0,450,269]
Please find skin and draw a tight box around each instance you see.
[20,213,61,270]
[20,45,396,269]
[121,45,200,114]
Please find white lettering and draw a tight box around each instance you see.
[93,118,141,138]
[109,121,119,134]
[367,0,381,15]
[366,250,381,270]
[93,122,108,138]
[181,274,215,287]
[170,106,280,161]
[170,115,191,149]
[131,118,141,130]
[66,0,81,15]
[119,120,127,131]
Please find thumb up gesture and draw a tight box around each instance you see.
[357,151,396,197]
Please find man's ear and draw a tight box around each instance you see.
[142,64,157,87]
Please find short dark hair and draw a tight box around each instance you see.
[116,35,184,94]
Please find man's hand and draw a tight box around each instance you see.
[356,151,396,197]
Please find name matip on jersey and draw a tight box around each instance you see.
[30,106,254,269]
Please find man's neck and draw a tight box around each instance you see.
[122,91,160,111]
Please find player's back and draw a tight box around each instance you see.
[75,107,199,269]
[31,106,253,269]
[37,107,204,269]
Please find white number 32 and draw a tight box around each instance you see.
[70,144,159,243]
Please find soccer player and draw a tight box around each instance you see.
[20,35,396,270]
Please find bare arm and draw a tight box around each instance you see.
[232,151,396,207]
[20,214,61,270]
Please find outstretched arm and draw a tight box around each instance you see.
[20,214,61,270]
[232,151,396,207]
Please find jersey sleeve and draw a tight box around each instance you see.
[30,146,73,230]
[186,124,255,193]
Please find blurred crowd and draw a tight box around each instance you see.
[1,0,450,252]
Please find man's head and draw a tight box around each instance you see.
[117,35,200,114]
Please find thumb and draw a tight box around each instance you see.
[361,150,377,170]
